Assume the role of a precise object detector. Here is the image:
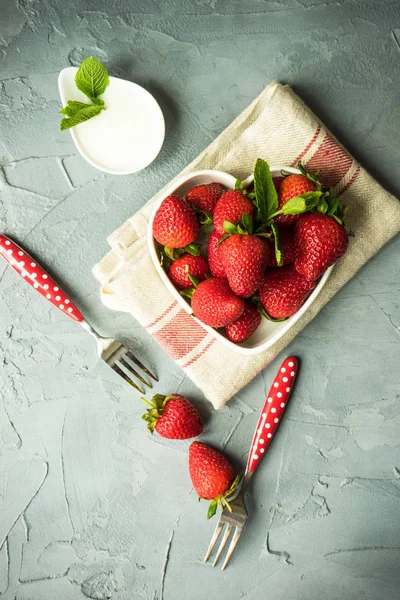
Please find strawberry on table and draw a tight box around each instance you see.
[168,253,209,290]
[186,182,224,214]
[294,213,349,281]
[191,278,245,328]
[225,302,261,344]
[213,190,254,236]
[207,229,227,278]
[276,174,316,228]
[153,195,199,248]
[220,233,271,298]
[142,393,203,439]
[259,265,316,319]
[189,441,240,518]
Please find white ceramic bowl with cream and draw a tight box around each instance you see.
[58,67,165,175]
[147,167,333,355]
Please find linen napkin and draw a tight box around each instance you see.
[93,82,400,409]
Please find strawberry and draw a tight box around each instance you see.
[168,253,209,290]
[269,227,296,267]
[153,195,199,248]
[142,393,203,439]
[207,229,227,278]
[213,190,254,236]
[191,278,244,327]
[272,176,285,192]
[189,442,240,518]
[294,213,349,280]
[276,174,316,227]
[259,265,316,319]
[186,182,224,214]
[225,302,261,343]
[219,234,271,298]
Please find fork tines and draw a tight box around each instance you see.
[204,516,243,570]
[112,351,157,394]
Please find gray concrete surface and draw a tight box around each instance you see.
[1,1,400,598]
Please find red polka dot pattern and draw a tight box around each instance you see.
[0,235,84,323]
[247,357,298,473]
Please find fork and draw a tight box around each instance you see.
[0,234,157,393]
[204,356,298,570]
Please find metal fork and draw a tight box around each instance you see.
[0,235,157,392]
[204,356,298,570]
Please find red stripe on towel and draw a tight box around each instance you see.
[291,124,322,167]
[182,338,216,368]
[146,301,178,329]
[154,309,208,360]
[304,134,353,189]
[338,164,361,196]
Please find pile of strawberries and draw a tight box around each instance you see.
[153,159,350,344]
[142,392,239,518]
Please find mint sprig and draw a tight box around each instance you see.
[60,104,104,131]
[60,56,109,131]
[253,158,278,225]
[75,56,109,103]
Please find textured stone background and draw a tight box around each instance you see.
[1,1,400,599]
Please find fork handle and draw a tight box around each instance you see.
[0,235,84,323]
[246,357,298,473]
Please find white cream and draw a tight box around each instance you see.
[58,67,165,175]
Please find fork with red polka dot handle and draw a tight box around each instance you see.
[0,234,157,392]
[204,356,298,570]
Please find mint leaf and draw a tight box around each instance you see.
[235,178,242,191]
[60,100,88,117]
[270,221,283,266]
[254,158,278,224]
[75,56,109,102]
[60,104,104,131]
[277,191,322,215]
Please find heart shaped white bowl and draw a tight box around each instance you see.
[147,167,333,355]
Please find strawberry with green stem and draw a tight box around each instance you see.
[189,441,241,518]
[142,393,203,439]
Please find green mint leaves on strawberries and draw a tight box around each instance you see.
[60,56,109,131]
[253,158,278,224]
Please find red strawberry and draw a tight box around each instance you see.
[153,195,199,248]
[207,229,227,278]
[191,278,244,327]
[189,442,239,518]
[225,302,261,343]
[272,176,285,192]
[294,213,349,280]
[186,182,224,214]
[142,393,203,439]
[213,190,254,236]
[276,174,316,227]
[168,253,209,290]
[219,234,271,298]
[269,227,296,267]
[259,265,316,319]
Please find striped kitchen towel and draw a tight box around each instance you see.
[92,82,400,409]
